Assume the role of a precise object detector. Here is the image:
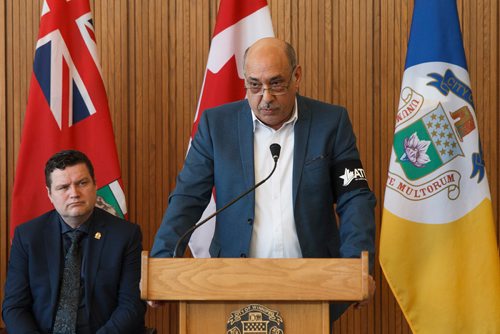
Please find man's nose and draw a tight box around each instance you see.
[68,184,80,196]
[261,88,275,102]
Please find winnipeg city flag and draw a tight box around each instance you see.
[11,0,127,237]
[188,0,274,257]
[380,0,500,332]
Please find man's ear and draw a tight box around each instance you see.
[46,186,53,203]
[294,65,302,87]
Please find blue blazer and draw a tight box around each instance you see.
[151,95,376,266]
[2,208,146,334]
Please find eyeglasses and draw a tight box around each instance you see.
[245,67,296,96]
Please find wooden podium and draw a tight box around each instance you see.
[141,251,369,334]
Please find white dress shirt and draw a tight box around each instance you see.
[249,99,303,258]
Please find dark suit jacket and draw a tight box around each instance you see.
[151,95,376,266]
[2,208,146,333]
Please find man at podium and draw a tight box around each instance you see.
[151,37,376,321]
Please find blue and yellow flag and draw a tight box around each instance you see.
[380,0,500,332]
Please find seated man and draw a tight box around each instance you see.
[2,150,145,333]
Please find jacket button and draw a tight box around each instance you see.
[247,218,253,225]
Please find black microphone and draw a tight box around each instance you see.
[173,143,282,258]
[270,143,281,162]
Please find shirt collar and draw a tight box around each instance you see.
[251,97,299,132]
[58,212,91,235]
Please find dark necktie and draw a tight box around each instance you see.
[53,230,84,334]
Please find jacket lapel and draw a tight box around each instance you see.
[238,102,255,192]
[44,211,62,310]
[293,95,312,207]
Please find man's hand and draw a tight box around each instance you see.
[147,300,166,308]
[354,274,376,309]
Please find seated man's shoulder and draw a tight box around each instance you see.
[16,210,58,233]
[94,207,141,233]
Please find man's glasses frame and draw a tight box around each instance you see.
[245,66,297,96]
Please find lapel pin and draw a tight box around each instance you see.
[94,232,102,240]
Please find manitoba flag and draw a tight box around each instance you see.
[11,0,127,237]
[380,0,500,332]
[188,0,274,257]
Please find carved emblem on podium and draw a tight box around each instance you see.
[227,304,284,334]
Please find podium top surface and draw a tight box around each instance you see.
[141,251,369,302]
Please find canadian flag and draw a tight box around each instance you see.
[188,0,274,257]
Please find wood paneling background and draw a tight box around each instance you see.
[0,0,498,333]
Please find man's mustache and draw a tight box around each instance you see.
[258,102,275,110]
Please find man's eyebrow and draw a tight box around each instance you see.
[246,77,260,82]
[55,176,90,187]
[247,75,285,82]
[55,182,70,188]
[75,176,92,184]
[269,75,285,81]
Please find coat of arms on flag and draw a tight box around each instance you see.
[386,65,480,204]
[394,102,464,181]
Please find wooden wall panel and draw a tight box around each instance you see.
[376,2,413,333]
[0,0,6,317]
[461,0,500,221]
[1,0,498,333]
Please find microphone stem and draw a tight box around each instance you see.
[173,159,278,258]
